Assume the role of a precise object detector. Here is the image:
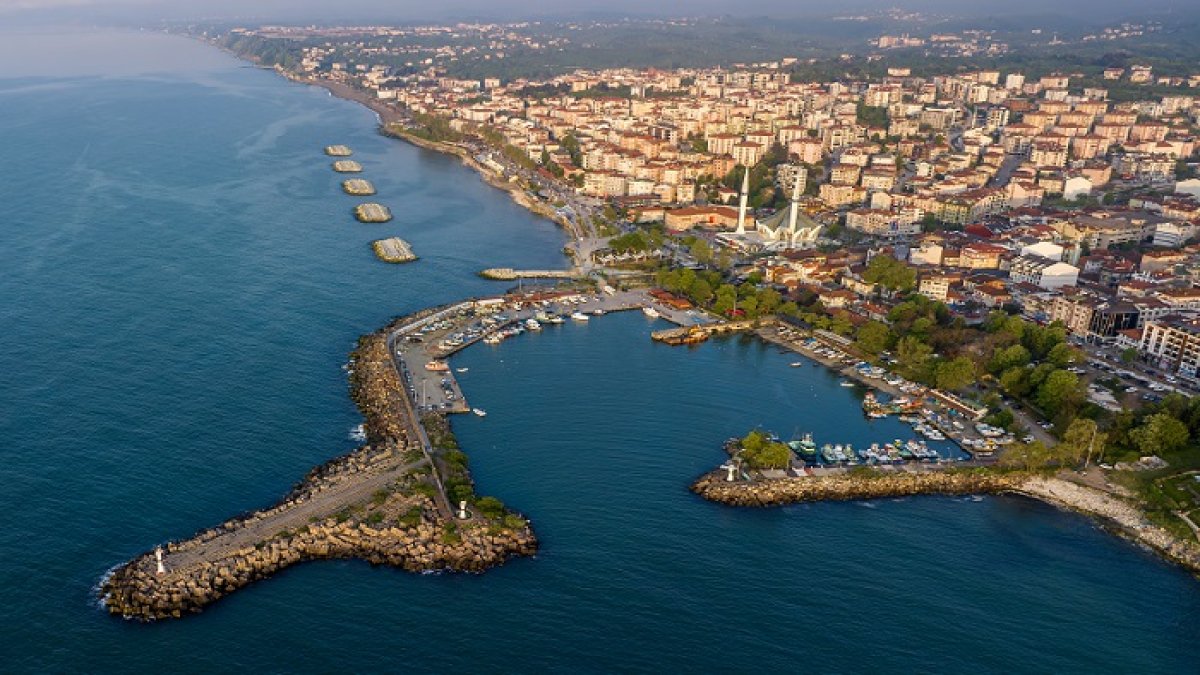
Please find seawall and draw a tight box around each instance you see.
[100,311,538,621]
[692,469,1200,578]
[692,469,1023,506]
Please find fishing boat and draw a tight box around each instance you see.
[787,433,818,460]
[472,408,487,417]
[642,306,661,319]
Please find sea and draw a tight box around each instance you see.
[0,29,1196,673]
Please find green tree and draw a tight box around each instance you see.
[1060,418,1107,466]
[1002,440,1053,470]
[935,356,976,392]
[1000,366,1032,397]
[1045,342,1080,368]
[689,238,713,265]
[1120,347,1138,364]
[1129,413,1190,455]
[1036,370,1082,419]
[896,336,934,382]
[690,278,714,305]
[862,254,916,293]
[988,344,1031,375]
[855,321,892,355]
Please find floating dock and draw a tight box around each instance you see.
[342,179,376,196]
[355,203,393,223]
[324,145,353,156]
[332,160,363,173]
[372,238,417,263]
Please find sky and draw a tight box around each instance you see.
[0,0,1188,24]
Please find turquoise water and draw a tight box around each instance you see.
[0,31,1197,672]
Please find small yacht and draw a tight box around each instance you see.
[642,306,661,319]
[472,408,487,417]
[548,314,565,324]
[525,318,542,330]
[455,367,469,373]
[789,362,804,367]
[839,380,856,387]
[571,311,590,322]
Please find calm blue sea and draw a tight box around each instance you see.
[0,30,1196,673]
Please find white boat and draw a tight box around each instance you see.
[525,318,542,330]
[839,380,856,387]
[571,311,590,322]
[789,362,804,367]
[548,315,565,324]
[472,408,487,417]
[455,367,469,373]
[592,308,605,316]
[642,306,661,319]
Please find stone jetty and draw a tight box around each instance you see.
[354,203,393,223]
[100,312,537,621]
[324,145,353,157]
[372,237,417,263]
[332,160,363,173]
[692,469,1024,507]
[478,268,576,280]
[342,179,376,196]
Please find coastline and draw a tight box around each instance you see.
[692,468,1200,578]
[276,69,584,245]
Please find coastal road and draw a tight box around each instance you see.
[164,457,429,572]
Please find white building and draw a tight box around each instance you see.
[1009,255,1079,290]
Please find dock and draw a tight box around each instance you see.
[342,179,376,196]
[332,160,363,173]
[324,145,353,156]
[479,268,577,281]
[354,203,393,223]
[651,320,759,344]
[372,238,417,263]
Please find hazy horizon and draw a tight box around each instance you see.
[1,0,1194,26]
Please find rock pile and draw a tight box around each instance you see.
[692,470,1024,507]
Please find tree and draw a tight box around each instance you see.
[689,238,713,265]
[1001,440,1053,470]
[935,356,976,392]
[855,321,892,355]
[1000,366,1032,397]
[1129,413,1190,455]
[896,336,934,382]
[862,254,916,293]
[988,344,1031,375]
[1045,342,1080,368]
[1120,347,1139,364]
[689,279,714,305]
[1060,418,1106,466]
[1035,370,1082,419]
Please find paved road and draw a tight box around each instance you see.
[165,457,428,572]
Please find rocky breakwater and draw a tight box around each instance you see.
[691,469,1025,507]
[101,314,538,621]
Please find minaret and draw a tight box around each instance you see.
[786,173,802,242]
[735,167,749,235]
